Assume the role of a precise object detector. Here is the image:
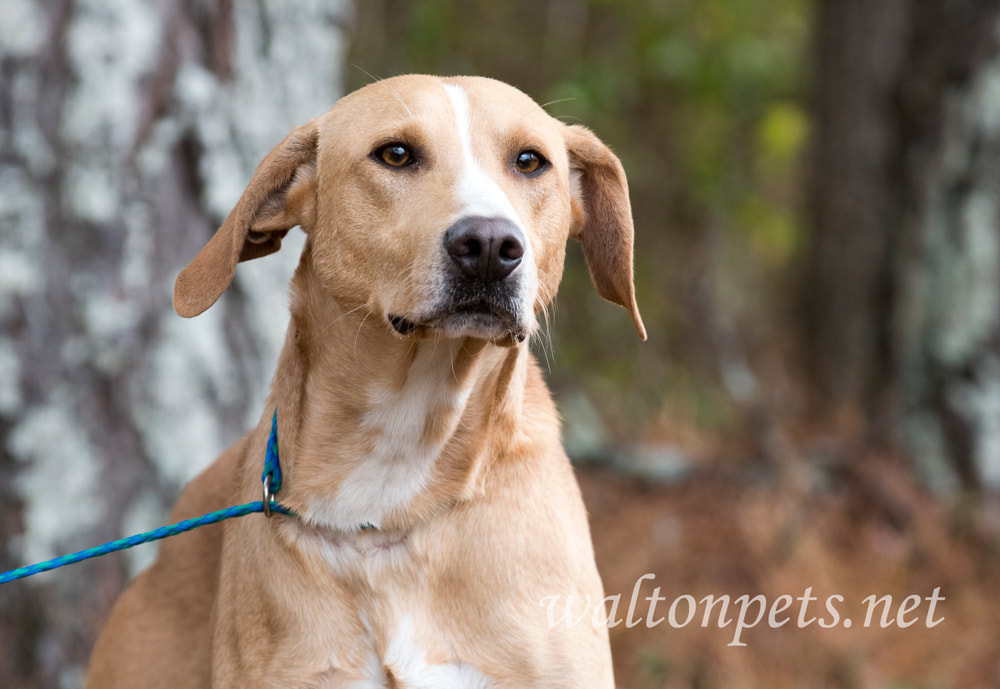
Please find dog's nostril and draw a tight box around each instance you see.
[499,238,524,261]
[446,236,479,258]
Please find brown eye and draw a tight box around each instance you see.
[515,150,545,175]
[378,144,414,168]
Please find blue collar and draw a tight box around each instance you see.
[261,410,284,517]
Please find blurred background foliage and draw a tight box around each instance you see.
[349,0,812,455]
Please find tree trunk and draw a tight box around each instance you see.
[800,0,908,409]
[804,0,1000,493]
[0,1,348,686]
[894,1,1000,493]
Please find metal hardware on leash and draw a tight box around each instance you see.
[261,409,283,520]
[262,475,274,518]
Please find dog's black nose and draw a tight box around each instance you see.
[444,217,525,283]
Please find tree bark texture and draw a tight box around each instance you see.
[804,0,1000,493]
[0,1,348,686]
[894,1,1000,493]
[801,0,909,408]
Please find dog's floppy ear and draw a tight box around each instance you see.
[563,124,646,340]
[173,122,319,318]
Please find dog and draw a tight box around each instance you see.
[85,74,645,688]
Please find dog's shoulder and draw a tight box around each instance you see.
[86,438,247,688]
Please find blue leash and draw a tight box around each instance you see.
[0,501,293,584]
[0,410,292,585]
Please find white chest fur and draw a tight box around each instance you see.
[302,342,472,532]
[338,616,491,689]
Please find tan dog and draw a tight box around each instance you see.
[86,75,645,689]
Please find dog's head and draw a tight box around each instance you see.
[174,75,646,342]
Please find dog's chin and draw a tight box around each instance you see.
[436,311,528,345]
[387,307,528,346]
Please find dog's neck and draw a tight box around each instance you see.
[261,260,527,533]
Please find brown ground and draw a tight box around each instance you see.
[580,455,1000,689]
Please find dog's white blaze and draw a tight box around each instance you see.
[443,83,539,331]
[348,615,492,689]
[306,342,472,532]
[443,84,520,223]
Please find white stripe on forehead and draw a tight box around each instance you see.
[443,83,523,225]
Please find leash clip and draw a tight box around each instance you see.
[262,475,274,518]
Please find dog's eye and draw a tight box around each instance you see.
[514,150,545,175]
[377,144,414,168]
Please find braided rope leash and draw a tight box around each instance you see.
[0,410,292,585]
[0,501,293,584]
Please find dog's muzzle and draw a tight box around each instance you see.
[388,217,530,342]
[439,216,528,339]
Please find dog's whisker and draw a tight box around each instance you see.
[317,302,368,338]
[350,64,414,119]
[353,310,372,361]
[400,255,421,282]
[351,63,383,85]
[540,97,576,110]
[536,304,554,372]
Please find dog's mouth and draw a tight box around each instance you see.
[388,297,527,344]
[388,314,418,335]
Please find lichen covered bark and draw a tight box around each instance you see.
[807,0,1000,496]
[0,0,347,684]
[896,13,1000,493]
